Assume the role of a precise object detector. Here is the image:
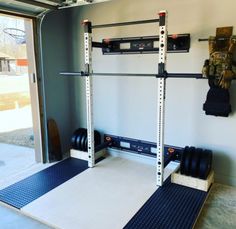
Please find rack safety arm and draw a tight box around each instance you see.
[92,41,109,48]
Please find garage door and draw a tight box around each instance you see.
[0,0,111,17]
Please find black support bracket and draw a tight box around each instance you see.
[102,34,190,55]
[104,134,182,167]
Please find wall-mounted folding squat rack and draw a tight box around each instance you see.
[61,11,203,186]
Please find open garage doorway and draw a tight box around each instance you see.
[0,13,43,188]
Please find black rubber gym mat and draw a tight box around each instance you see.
[0,158,88,209]
[124,178,208,229]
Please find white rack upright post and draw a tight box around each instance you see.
[83,20,95,167]
[157,11,168,186]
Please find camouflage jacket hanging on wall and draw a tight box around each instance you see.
[202,35,236,89]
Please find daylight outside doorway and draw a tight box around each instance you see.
[0,13,40,187]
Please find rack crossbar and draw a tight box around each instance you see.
[95,142,111,153]
[92,19,160,29]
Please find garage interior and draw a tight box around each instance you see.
[0,0,236,229]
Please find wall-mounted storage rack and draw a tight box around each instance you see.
[102,34,190,54]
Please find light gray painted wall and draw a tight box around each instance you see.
[41,10,73,156]
[62,0,236,185]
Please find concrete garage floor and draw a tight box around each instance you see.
[0,143,35,189]
[0,128,34,148]
[0,143,52,190]
[195,183,236,229]
[0,143,54,229]
[0,204,52,229]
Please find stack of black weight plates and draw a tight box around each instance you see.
[180,146,212,179]
[71,128,101,151]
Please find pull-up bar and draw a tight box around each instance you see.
[92,19,160,29]
[60,72,203,79]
